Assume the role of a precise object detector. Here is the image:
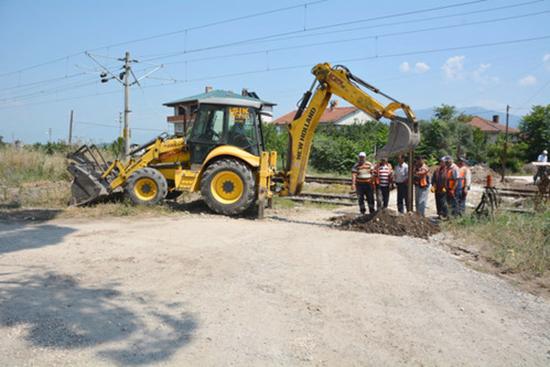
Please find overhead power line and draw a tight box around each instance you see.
[141,0,494,61]
[160,9,550,67]
[2,0,540,95]
[0,0,328,79]
[261,0,545,44]
[2,34,548,110]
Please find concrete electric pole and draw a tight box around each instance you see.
[123,51,131,158]
[68,110,74,145]
[85,51,162,159]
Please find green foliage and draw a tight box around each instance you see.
[262,121,388,174]
[433,104,457,121]
[518,105,550,160]
[31,141,72,155]
[486,135,528,173]
[263,124,288,168]
[107,137,125,159]
[310,122,388,173]
[416,104,480,162]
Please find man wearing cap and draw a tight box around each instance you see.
[351,152,375,214]
[534,150,548,184]
[457,157,472,214]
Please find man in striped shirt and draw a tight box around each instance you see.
[351,152,375,214]
[374,158,393,210]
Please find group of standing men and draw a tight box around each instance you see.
[351,152,471,218]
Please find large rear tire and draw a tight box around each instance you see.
[201,158,256,215]
[126,167,168,206]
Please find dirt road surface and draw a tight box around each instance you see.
[1,210,549,366]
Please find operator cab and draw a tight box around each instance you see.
[187,99,265,165]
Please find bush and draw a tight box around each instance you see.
[486,136,528,173]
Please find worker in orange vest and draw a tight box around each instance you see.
[431,157,448,219]
[413,156,430,216]
[444,156,464,216]
[351,152,375,214]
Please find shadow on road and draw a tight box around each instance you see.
[0,223,76,254]
[0,271,198,365]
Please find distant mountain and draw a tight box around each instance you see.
[415,106,522,128]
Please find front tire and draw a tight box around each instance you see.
[126,167,168,206]
[201,159,256,215]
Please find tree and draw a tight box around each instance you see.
[263,124,288,169]
[519,105,550,160]
[433,104,457,121]
[487,135,528,173]
[416,105,479,163]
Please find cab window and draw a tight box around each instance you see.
[226,106,259,155]
[189,105,224,143]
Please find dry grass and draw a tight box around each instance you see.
[0,147,70,186]
[445,211,550,277]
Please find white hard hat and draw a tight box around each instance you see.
[358,152,366,157]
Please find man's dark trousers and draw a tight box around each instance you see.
[396,182,408,213]
[435,192,448,218]
[356,182,375,214]
[377,185,390,210]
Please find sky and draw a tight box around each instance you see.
[0,0,549,144]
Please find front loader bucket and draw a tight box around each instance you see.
[67,163,110,206]
[66,145,111,206]
[376,120,420,159]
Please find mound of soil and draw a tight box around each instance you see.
[470,164,501,184]
[330,209,440,239]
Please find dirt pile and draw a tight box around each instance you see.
[470,164,501,184]
[330,209,440,239]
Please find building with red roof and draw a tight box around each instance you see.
[271,101,373,129]
[466,115,519,143]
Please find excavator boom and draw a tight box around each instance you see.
[283,63,420,195]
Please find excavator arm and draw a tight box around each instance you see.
[282,63,420,195]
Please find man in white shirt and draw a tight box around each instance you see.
[393,155,408,213]
[534,149,548,183]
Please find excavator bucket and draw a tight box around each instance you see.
[66,145,111,206]
[376,120,420,159]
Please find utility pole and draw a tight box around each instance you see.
[501,105,510,182]
[48,128,52,143]
[68,110,74,145]
[123,51,131,158]
[86,50,162,159]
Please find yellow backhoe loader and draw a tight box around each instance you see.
[67,63,419,216]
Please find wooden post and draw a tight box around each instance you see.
[501,105,510,182]
[407,148,414,212]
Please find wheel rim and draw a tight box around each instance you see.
[134,177,158,201]
[210,171,244,205]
